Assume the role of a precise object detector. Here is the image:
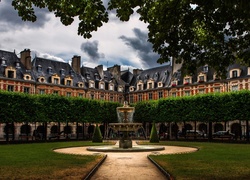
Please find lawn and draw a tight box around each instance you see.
[0,141,112,180]
[147,141,250,180]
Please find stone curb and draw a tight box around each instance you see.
[147,155,173,180]
[83,154,107,180]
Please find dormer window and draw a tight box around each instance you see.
[118,86,123,92]
[147,79,154,89]
[52,74,60,84]
[23,74,31,80]
[66,80,71,86]
[198,72,206,83]
[61,69,65,76]
[129,86,134,92]
[64,76,72,86]
[37,65,42,72]
[203,65,208,72]
[1,57,6,66]
[16,62,20,68]
[54,78,59,84]
[94,73,99,80]
[100,82,104,89]
[47,67,53,74]
[158,82,163,87]
[78,82,84,88]
[70,70,75,77]
[164,70,169,76]
[109,84,114,91]
[5,67,16,78]
[230,69,241,78]
[171,80,178,87]
[184,76,192,85]
[85,73,90,79]
[38,76,45,83]
[89,81,94,88]
[232,70,238,78]
[138,84,143,91]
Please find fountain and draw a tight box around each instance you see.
[109,101,143,148]
[86,101,165,152]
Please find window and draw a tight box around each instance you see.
[90,94,94,99]
[172,92,176,97]
[232,85,238,91]
[1,57,6,66]
[37,65,42,72]
[185,91,190,96]
[184,78,190,83]
[8,85,14,92]
[110,96,114,102]
[110,84,113,91]
[118,86,123,92]
[39,89,45,94]
[100,94,104,100]
[214,87,220,93]
[138,84,142,91]
[129,95,134,104]
[138,94,142,102]
[66,80,71,86]
[54,78,59,84]
[158,91,163,99]
[148,92,153,100]
[148,83,153,89]
[47,67,53,74]
[8,70,14,78]
[24,87,30,93]
[199,76,204,82]
[61,69,65,75]
[78,93,83,98]
[53,91,58,95]
[89,82,94,88]
[203,66,208,72]
[100,83,104,89]
[199,89,205,94]
[232,70,238,78]
[16,62,20,68]
[158,82,162,87]
[66,92,71,97]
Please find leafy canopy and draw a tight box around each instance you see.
[11,0,250,76]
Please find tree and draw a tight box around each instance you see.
[11,0,250,76]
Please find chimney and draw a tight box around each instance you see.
[20,49,32,70]
[96,65,104,79]
[133,68,143,75]
[71,55,81,74]
[107,65,121,78]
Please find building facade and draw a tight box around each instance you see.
[0,49,249,140]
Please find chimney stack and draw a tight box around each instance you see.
[20,49,32,70]
[133,68,143,75]
[71,55,81,74]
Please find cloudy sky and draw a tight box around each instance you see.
[0,1,168,71]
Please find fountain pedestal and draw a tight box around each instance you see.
[109,101,142,149]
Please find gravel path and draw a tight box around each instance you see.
[54,141,197,180]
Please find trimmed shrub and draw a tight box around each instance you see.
[92,124,103,143]
[149,121,159,143]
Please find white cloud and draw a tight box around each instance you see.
[0,2,163,71]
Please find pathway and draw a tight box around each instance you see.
[54,141,197,180]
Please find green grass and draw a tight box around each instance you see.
[0,141,112,179]
[147,141,250,180]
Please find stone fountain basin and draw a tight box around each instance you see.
[109,123,143,131]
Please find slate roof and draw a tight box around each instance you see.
[0,49,33,81]
[32,57,85,87]
[130,65,172,88]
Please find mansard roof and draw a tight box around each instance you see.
[0,49,33,80]
[131,65,172,87]
[32,57,85,87]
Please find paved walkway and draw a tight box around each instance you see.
[54,141,197,180]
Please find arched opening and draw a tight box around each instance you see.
[214,123,223,133]
[199,123,208,134]
[231,123,242,140]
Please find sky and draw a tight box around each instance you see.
[0,1,168,71]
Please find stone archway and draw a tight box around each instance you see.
[214,123,223,133]
[199,123,207,134]
[231,123,242,140]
